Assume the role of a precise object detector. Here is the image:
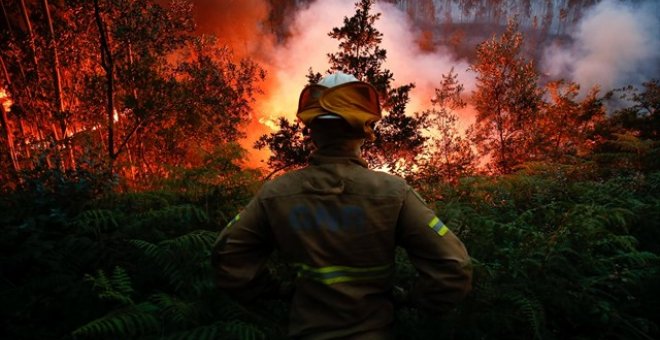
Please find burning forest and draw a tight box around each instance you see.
[1,0,659,339]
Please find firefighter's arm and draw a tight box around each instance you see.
[211,195,277,303]
[396,187,473,313]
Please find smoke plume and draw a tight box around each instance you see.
[192,0,473,166]
[256,0,473,140]
[542,0,660,92]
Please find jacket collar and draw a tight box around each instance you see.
[309,140,368,168]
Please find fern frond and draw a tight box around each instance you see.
[162,230,217,255]
[164,320,266,340]
[127,239,161,259]
[72,302,160,339]
[111,266,134,297]
[124,204,210,237]
[504,292,545,340]
[149,292,197,327]
[129,231,217,294]
[84,267,134,306]
[70,209,121,234]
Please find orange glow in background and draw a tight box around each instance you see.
[191,0,660,169]
[192,0,477,169]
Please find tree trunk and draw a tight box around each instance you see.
[1,0,27,82]
[41,0,76,169]
[41,0,65,131]
[18,119,31,159]
[0,0,11,33]
[93,0,115,163]
[0,53,11,90]
[19,0,40,79]
[127,40,138,100]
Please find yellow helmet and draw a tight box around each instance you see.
[296,72,381,138]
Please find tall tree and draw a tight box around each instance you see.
[541,80,605,161]
[328,0,428,172]
[593,80,660,172]
[258,0,428,174]
[0,0,264,185]
[93,0,116,163]
[609,80,660,140]
[468,19,543,174]
[418,68,475,186]
[41,0,65,132]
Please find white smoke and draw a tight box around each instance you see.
[375,1,474,114]
[259,0,473,123]
[542,0,660,92]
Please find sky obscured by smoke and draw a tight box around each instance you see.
[256,0,472,127]
[189,0,660,165]
[542,0,660,92]
[190,0,472,165]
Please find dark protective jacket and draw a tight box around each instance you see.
[211,144,472,339]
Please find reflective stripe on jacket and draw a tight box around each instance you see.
[211,147,472,339]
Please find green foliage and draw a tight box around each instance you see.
[405,170,660,339]
[164,320,266,340]
[3,161,659,339]
[85,267,135,306]
[72,302,161,339]
[0,160,278,339]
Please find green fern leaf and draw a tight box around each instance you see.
[72,302,160,339]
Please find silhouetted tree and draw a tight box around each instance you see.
[254,117,309,179]
[593,80,660,172]
[258,0,428,174]
[418,68,475,186]
[610,80,660,140]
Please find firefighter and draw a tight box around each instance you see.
[211,72,472,339]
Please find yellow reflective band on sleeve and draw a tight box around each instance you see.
[226,214,240,229]
[296,263,393,285]
[428,216,449,236]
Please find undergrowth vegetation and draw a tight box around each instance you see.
[2,157,659,340]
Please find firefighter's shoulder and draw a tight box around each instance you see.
[350,166,408,197]
[259,167,308,199]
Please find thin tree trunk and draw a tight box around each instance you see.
[1,0,26,82]
[126,144,136,181]
[19,0,40,79]
[41,0,76,170]
[0,0,11,34]
[127,40,138,100]
[93,0,115,163]
[18,119,30,159]
[0,54,10,88]
[41,0,65,130]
